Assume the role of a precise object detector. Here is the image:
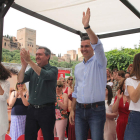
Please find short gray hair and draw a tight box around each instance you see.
[37,46,51,62]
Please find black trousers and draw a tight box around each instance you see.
[25,104,56,140]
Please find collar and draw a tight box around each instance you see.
[42,63,50,69]
[83,55,94,64]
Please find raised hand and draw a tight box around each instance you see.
[82,8,90,27]
[20,55,28,68]
[117,89,123,100]
[20,49,31,63]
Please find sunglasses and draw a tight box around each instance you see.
[69,79,73,81]
[56,85,63,88]
[17,83,23,85]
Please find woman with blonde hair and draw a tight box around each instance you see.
[59,77,67,92]
[0,63,11,140]
[9,83,29,140]
[54,80,68,140]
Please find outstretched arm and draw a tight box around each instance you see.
[83,8,106,66]
[18,56,27,83]
[82,8,98,45]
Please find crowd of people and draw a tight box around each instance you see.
[0,8,140,140]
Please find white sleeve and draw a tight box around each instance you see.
[0,81,10,101]
[125,78,133,96]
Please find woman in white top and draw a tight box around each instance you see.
[0,63,11,140]
[124,53,140,140]
[104,85,118,140]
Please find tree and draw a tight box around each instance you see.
[76,54,78,61]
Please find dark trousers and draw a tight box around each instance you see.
[25,104,56,140]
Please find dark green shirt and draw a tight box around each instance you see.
[23,63,58,105]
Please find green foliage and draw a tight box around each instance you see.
[105,48,140,71]
[2,48,36,63]
[2,47,140,76]
[52,56,58,61]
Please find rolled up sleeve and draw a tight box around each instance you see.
[91,38,107,67]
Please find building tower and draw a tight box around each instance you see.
[17,28,36,56]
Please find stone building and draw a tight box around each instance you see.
[67,50,77,61]
[17,28,36,56]
[78,48,83,61]
[2,36,21,51]
[62,54,71,62]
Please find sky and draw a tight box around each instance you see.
[3,8,140,56]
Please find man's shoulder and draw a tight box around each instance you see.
[75,62,83,68]
[47,65,58,73]
[49,65,58,70]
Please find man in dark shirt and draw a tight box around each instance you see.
[18,46,58,140]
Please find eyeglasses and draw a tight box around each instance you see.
[69,79,73,81]
[56,85,63,88]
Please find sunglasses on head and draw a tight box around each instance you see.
[56,85,63,88]
[69,79,73,81]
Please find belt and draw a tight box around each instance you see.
[77,101,105,109]
[30,103,55,109]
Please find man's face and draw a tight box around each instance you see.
[81,40,94,61]
[36,49,49,67]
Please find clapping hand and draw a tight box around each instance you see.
[17,89,23,97]
[20,49,31,63]
[117,89,123,100]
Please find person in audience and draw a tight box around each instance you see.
[112,68,118,79]
[106,68,113,83]
[124,53,140,140]
[59,77,67,92]
[126,64,133,73]
[112,70,119,97]
[5,66,19,134]
[125,72,130,79]
[112,78,130,140]
[104,85,118,140]
[117,70,125,80]
[54,80,68,140]
[112,70,125,97]
[0,63,11,140]
[64,76,73,137]
[64,76,73,95]
[9,83,29,140]
[68,83,76,140]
